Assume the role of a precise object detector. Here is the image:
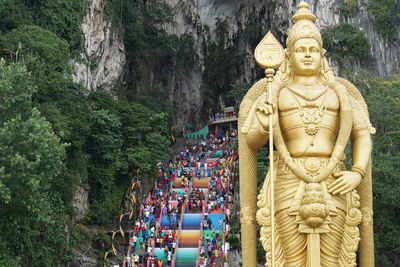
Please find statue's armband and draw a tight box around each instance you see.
[350,97,371,138]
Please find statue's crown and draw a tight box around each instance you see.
[286,1,323,49]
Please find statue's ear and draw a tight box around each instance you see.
[322,49,327,57]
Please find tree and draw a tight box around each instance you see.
[0,0,32,33]
[0,62,66,266]
[346,72,400,266]
[321,23,370,61]
[364,76,400,266]
[26,0,85,51]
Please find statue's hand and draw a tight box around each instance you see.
[328,171,362,195]
[255,94,277,131]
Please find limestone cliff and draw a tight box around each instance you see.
[72,0,126,91]
[162,0,399,128]
[166,0,399,75]
[74,0,399,129]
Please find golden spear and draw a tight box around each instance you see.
[254,31,284,266]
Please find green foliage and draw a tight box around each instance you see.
[86,109,123,225]
[0,24,69,70]
[243,24,265,50]
[0,0,173,263]
[86,92,170,225]
[26,0,86,51]
[225,82,250,110]
[227,233,240,250]
[321,23,370,61]
[0,24,71,101]
[0,63,66,266]
[105,0,192,101]
[0,0,85,51]
[227,222,240,250]
[215,18,230,44]
[0,25,88,212]
[367,0,400,42]
[88,109,123,162]
[0,4,173,261]
[338,0,358,17]
[203,41,244,111]
[0,0,32,32]
[366,76,400,266]
[242,5,268,50]
[175,34,196,69]
[257,239,265,263]
[344,72,400,266]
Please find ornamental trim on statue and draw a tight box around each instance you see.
[240,207,257,225]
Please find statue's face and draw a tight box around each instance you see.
[289,38,322,76]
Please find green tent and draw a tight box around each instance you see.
[211,150,223,158]
[184,125,208,139]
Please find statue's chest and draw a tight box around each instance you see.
[278,86,340,135]
[278,87,339,113]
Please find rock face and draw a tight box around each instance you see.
[72,0,126,91]
[302,0,400,76]
[66,253,97,267]
[75,0,399,128]
[73,185,90,221]
[162,0,399,127]
[166,0,399,75]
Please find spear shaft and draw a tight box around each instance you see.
[266,68,275,267]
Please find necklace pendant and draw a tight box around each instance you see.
[305,124,319,135]
[306,101,317,107]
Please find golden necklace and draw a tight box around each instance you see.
[288,88,329,135]
[287,85,328,102]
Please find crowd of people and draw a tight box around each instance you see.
[198,136,236,267]
[122,130,237,267]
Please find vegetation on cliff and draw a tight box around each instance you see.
[0,0,171,265]
[367,0,400,42]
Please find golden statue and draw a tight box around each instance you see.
[238,2,375,266]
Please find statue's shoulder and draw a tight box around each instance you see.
[239,79,282,115]
[239,78,268,117]
[334,77,364,104]
[335,77,376,134]
[239,78,282,134]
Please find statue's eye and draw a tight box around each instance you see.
[296,47,305,53]
[310,47,319,53]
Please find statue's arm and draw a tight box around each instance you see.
[244,93,273,150]
[350,94,373,176]
[246,120,269,150]
[329,98,372,195]
[351,129,372,173]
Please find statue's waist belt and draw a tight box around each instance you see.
[276,156,345,176]
[272,156,346,212]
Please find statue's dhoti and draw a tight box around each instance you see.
[257,155,362,267]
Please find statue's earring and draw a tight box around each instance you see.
[284,48,290,59]
[282,49,291,82]
[319,55,331,83]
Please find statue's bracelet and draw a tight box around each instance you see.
[259,125,269,135]
[351,165,366,178]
